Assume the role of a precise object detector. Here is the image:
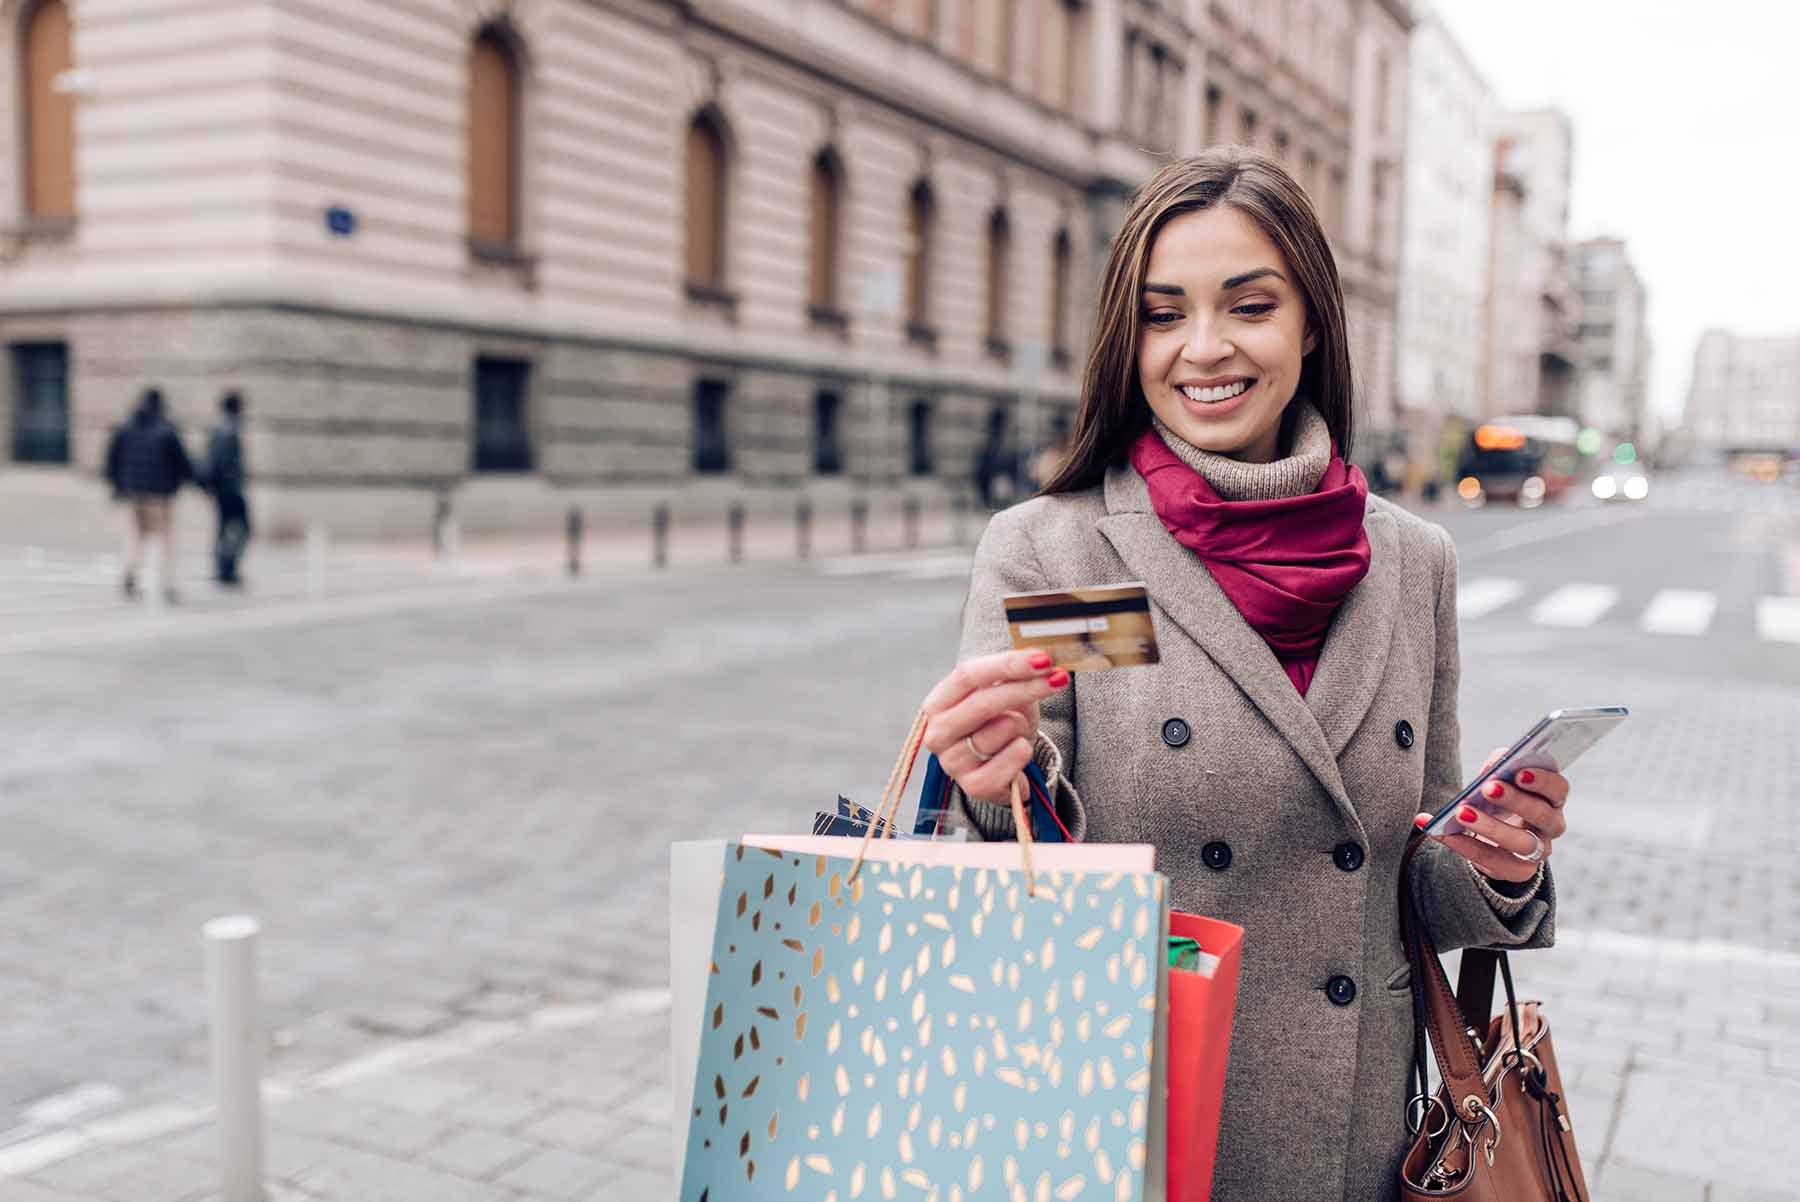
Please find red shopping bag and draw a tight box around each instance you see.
[1166,910,1245,1202]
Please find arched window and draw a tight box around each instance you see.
[904,180,934,340]
[1049,228,1072,359]
[685,111,729,292]
[467,26,522,250]
[985,207,1010,352]
[808,149,843,317]
[22,0,75,221]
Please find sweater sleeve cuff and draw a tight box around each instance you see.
[1469,859,1546,918]
[955,732,1085,842]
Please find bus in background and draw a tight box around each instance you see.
[1454,415,1584,508]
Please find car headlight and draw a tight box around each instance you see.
[1623,476,1649,500]
[1521,476,1546,499]
[1592,476,1618,499]
[1458,476,1483,501]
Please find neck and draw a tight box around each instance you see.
[1151,402,1332,501]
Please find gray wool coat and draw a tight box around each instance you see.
[949,463,1556,1202]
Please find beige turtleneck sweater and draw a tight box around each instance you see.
[1149,399,1332,501]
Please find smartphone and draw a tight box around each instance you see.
[1421,706,1629,837]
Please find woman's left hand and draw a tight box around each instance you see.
[1413,747,1570,885]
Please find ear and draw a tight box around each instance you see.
[1302,324,1318,357]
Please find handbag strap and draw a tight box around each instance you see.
[1398,834,1489,1120]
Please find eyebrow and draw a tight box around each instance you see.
[1142,267,1286,297]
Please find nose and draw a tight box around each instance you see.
[1180,316,1232,367]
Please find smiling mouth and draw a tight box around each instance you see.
[1179,380,1253,403]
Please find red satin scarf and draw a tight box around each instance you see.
[1130,427,1372,694]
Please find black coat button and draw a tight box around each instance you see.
[1333,842,1365,872]
[1394,720,1415,749]
[1161,718,1191,748]
[1201,841,1232,871]
[1326,975,1358,1006]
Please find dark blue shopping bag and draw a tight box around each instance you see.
[911,753,1071,842]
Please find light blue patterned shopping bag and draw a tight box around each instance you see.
[675,841,1170,1202]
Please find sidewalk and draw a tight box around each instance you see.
[8,916,1800,1200]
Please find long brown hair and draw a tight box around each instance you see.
[1041,149,1354,495]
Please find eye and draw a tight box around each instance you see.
[1141,309,1182,326]
[1232,303,1276,317]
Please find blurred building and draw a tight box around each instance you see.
[1686,332,1800,454]
[1482,108,1577,422]
[1571,237,1650,441]
[0,0,1410,539]
[1395,2,1492,480]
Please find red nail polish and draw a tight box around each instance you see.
[1517,770,1535,785]
[1485,781,1504,799]
[1414,814,1429,829]
[1047,670,1070,689]
[1028,652,1053,670]
[1459,806,1479,823]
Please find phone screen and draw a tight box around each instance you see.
[1421,706,1628,837]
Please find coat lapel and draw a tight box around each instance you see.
[1096,466,1362,832]
[1304,507,1400,757]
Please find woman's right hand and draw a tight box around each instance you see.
[920,650,1071,805]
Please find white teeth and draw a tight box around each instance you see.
[1180,380,1250,403]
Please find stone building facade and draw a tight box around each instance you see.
[1482,107,1577,422]
[1395,2,1490,470]
[1,0,1411,541]
[1686,331,1800,455]
[1571,236,1649,441]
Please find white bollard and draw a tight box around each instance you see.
[145,535,169,612]
[304,524,328,598]
[442,517,462,565]
[204,916,265,1202]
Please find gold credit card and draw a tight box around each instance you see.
[1003,583,1161,671]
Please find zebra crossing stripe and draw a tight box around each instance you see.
[1757,597,1800,645]
[1530,584,1620,628]
[1639,589,1717,636]
[1457,577,1526,619]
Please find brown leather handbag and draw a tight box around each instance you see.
[1396,835,1590,1201]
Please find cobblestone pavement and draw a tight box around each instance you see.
[3,480,1798,1201]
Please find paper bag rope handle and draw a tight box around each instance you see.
[846,709,1037,896]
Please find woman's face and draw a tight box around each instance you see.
[1135,205,1315,464]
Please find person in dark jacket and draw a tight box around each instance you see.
[203,391,250,586]
[104,388,193,599]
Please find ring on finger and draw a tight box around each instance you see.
[964,734,996,763]
[1515,829,1546,864]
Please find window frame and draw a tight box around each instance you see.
[19,0,77,230]
[807,149,848,328]
[684,109,735,306]
[466,23,527,262]
[470,355,535,474]
[8,340,70,465]
[985,206,1011,358]
[904,179,937,347]
[692,378,732,474]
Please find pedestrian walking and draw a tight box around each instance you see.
[203,390,251,586]
[103,387,194,601]
[914,150,1573,1201]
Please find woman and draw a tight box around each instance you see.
[917,150,1565,1201]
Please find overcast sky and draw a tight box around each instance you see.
[1432,0,1797,425]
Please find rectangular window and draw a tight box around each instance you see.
[1204,85,1222,145]
[10,342,70,464]
[693,378,731,474]
[471,357,533,472]
[908,398,934,477]
[814,389,843,476]
[1240,108,1258,146]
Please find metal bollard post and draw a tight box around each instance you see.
[566,506,583,578]
[727,504,745,564]
[903,496,920,549]
[850,498,868,554]
[951,493,967,545]
[796,499,812,560]
[432,493,451,557]
[304,524,328,598]
[652,504,670,569]
[205,916,265,1202]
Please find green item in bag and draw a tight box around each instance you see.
[1168,936,1202,971]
